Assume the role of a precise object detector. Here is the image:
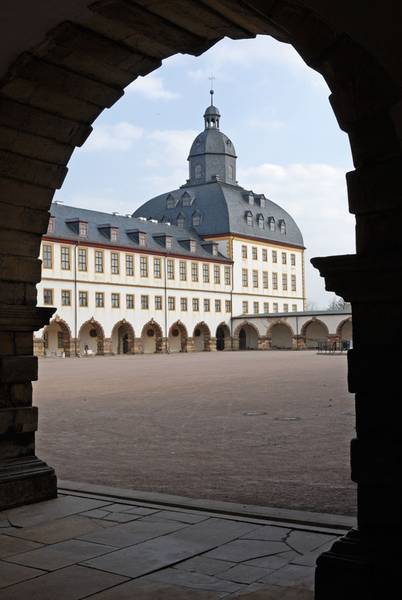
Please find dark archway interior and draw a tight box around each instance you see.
[0,1,401,596]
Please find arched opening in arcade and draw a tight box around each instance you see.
[216,323,231,351]
[168,321,188,353]
[78,319,105,356]
[43,319,71,358]
[337,318,353,346]
[268,322,294,350]
[193,322,211,352]
[111,320,135,355]
[141,320,163,354]
[302,319,329,349]
[236,322,259,351]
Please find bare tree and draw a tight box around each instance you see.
[328,295,346,311]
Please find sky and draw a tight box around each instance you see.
[56,35,355,308]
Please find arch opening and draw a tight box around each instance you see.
[216,323,231,351]
[111,320,135,355]
[43,319,71,357]
[79,320,105,356]
[168,321,188,353]
[141,320,163,354]
[193,322,211,352]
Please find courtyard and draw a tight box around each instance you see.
[35,351,355,516]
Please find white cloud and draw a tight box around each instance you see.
[238,162,355,307]
[148,129,198,168]
[127,74,179,100]
[81,122,143,152]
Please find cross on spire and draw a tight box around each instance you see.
[208,75,215,105]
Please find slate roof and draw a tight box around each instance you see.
[133,181,304,248]
[46,202,232,262]
[188,128,236,158]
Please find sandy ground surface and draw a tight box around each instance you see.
[34,351,356,515]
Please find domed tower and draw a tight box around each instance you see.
[187,89,237,186]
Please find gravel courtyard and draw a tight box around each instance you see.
[34,351,356,516]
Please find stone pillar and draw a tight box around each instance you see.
[209,337,217,351]
[257,336,269,350]
[0,306,57,510]
[161,337,168,353]
[103,337,112,355]
[312,254,401,597]
[133,338,143,354]
[294,335,306,350]
[187,337,195,352]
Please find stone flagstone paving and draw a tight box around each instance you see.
[0,489,344,599]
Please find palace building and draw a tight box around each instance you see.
[35,93,307,356]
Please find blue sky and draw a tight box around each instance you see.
[56,35,355,308]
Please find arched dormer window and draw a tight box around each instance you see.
[245,211,253,226]
[194,164,202,179]
[177,213,185,229]
[268,217,276,232]
[257,214,264,229]
[166,194,176,209]
[192,211,202,227]
[182,192,192,207]
[278,219,286,234]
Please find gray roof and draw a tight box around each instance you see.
[133,181,304,248]
[234,310,352,319]
[188,128,236,159]
[47,203,232,262]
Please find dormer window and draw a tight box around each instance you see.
[79,221,88,237]
[268,217,276,232]
[110,227,118,242]
[279,219,286,234]
[166,236,172,249]
[177,213,185,229]
[47,216,55,234]
[245,211,253,226]
[257,214,264,229]
[259,196,266,208]
[248,193,254,205]
[166,194,176,209]
[190,240,196,253]
[182,193,193,207]
[139,232,146,246]
[98,224,118,241]
[192,211,202,227]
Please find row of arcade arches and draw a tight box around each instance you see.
[41,317,352,356]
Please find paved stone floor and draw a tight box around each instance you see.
[35,351,356,515]
[0,487,347,599]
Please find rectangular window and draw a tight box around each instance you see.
[168,296,175,311]
[111,228,118,242]
[179,260,187,281]
[262,248,268,262]
[291,274,297,292]
[43,288,53,305]
[167,259,175,280]
[282,252,287,265]
[95,292,104,308]
[252,246,258,260]
[242,268,248,287]
[273,302,279,313]
[180,297,188,311]
[253,301,259,314]
[215,299,221,312]
[213,265,220,284]
[78,248,87,272]
[242,245,247,259]
[95,250,104,273]
[283,303,289,312]
[155,295,162,310]
[252,270,258,288]
[42,244,53,269]
[272,272,278,290]
[111,293,120,308]
[79,291,88,307]
[79,221,88,238]
[140,256,148,277]
[192,298,199,312]
[242,301,248,314]
[139,232,146,246]
[224,266,231,286]
[141,295,149,309]
[126,294,134,309]
[61,246,71,270]
[292,304,298,312]
[61,289,71,306]
[264,302,269,313]
[153,257,162,279]
[126,254,134,276]
[263,271,268,289]
[191,262,199,282]
[111,252,120,275]
[225,300,231,313]
[272,250,277,264]
[291,253,296,266]
[202,264,210,283]
[282,273,288,291]
[203,298,210,312]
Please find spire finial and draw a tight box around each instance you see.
[208,74,215,105]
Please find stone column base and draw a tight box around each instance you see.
[0,456,57,510]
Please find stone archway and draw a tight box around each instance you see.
[216,323,231,351]
[78,319,105,356]
[192,322,211,352]
[337,317,353,343]
[0,3,400,597]
[301,319,329,349]
[141,320,163,354]
[268,321,294,349]
[43,317,71,357]
[111,320,135,355]
[168,321,188,353]
[234,322,259,350]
